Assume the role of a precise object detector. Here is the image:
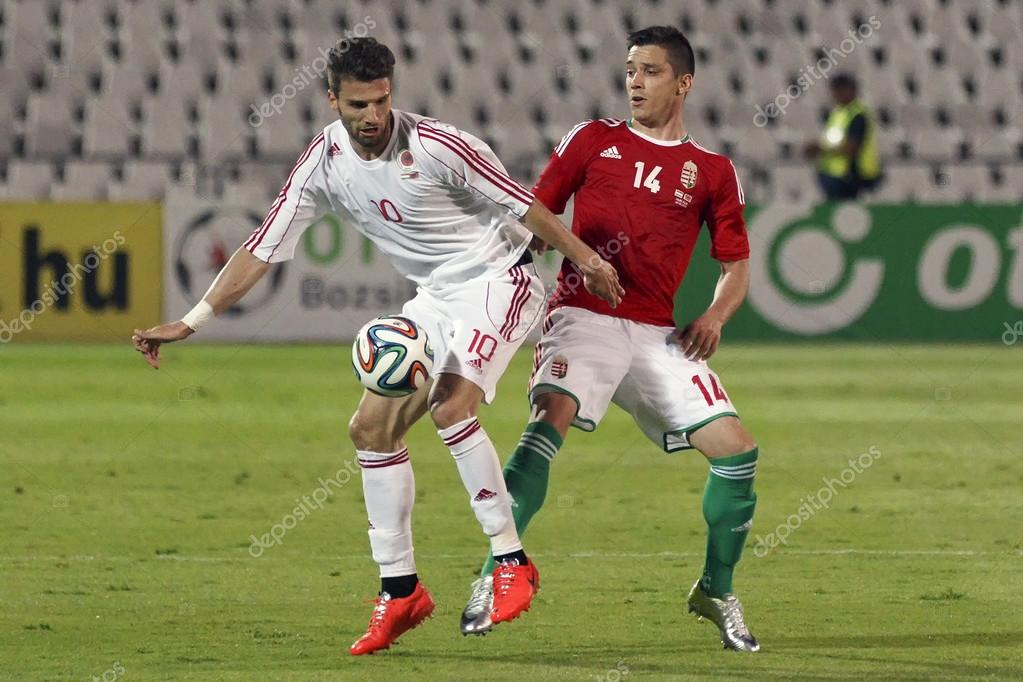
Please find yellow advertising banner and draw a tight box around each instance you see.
[0,202,162,342]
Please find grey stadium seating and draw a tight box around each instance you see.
[0,0,1020,204]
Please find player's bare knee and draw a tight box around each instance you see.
[429,395,477,430]
[691,417,757,459]
[348,411,396,452]
[428,374,481,429]
[531,393,576,437]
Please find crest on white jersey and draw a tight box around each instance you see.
[399,149,419,178]
[680,160,698,189]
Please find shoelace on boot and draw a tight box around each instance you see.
[466,578,493,611]
[366,593,393,632]
[494,561,521,597]
[722,596,750,636]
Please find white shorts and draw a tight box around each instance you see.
[403,261,546,404]
[529,306,739,452]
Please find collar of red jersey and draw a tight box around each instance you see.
[626,118,691,147]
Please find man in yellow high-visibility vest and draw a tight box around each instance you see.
[804,73,883,200]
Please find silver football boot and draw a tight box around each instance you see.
[459,575,494,636]
[686,580,761,652]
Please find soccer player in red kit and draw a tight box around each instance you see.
[460,26,761,651]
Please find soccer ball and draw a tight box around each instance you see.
[352,315,434,397]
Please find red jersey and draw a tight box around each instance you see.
[532,118,749,327]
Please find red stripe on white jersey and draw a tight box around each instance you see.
[245,132,325,252]
[418,122,519,189]
[417,124,533,206]
[417,126,533,205]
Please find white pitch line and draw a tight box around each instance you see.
[0,548,1017,563]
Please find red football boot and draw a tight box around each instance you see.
[349,583,435,656]
[490,558,540,624]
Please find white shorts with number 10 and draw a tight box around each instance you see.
[403,262,547,404]
[529,306,739,452]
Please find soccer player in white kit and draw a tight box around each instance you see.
[131,38,623,655]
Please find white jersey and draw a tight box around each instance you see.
[243,109,535,292]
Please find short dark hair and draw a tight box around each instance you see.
[627,26,695,77]
[326,37,396,95]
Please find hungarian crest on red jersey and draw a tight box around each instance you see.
[680,160,698,189]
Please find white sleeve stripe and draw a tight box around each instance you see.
[728,160,746,205]
[418,127,534,205]
[554,120,591,157]
[245,132,325,252]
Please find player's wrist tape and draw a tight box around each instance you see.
[181,300,214,332]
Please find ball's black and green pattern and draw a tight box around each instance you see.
[352,315,434,397]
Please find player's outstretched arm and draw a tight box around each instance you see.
[521,201,625,308]
[676,259,749,361]
[131,249,270,369]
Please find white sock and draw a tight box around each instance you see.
[438,417,522,556]
[357,448,416,578]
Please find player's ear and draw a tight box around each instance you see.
[327,88,339,113]
[677,73,693,97]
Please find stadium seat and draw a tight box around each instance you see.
[23,91,80,157]
[866,164,930,203]
[82,95,137,158]
[51,160,111,200]
[1,0,1021,202]
[252,96,315,160]
[772,166,821,204]
[236,160,292,203]
[140,91,195,158]
[988,165,1023,202]
[198,91,253,161]
[3,160,55,200]
[59,2,113,77]
[937,163,992,203]
[107,159,174,201]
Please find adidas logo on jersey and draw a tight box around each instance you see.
[599,145,622,159]
[328,142,342,157]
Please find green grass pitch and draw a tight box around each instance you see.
[2,343,1021,680]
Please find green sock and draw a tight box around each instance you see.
[481,421,563,576]
[701,448,758,598]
